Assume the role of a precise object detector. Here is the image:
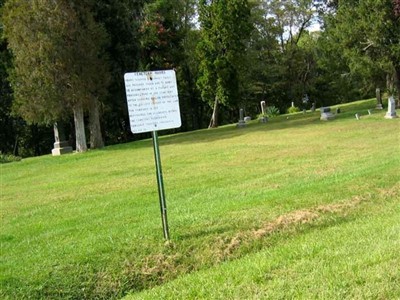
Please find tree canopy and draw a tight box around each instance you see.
[197,0,252,127]
[3,0,110,151]
[1,0,398,156]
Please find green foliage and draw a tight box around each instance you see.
[0,153,21,163]
[197,0,252,109]
[2,0,110,123]
[242,1,322,113]
[2,0,400,156]
[139,0,187,70]
[92,0,146,145]
[327,0,400,102]
[287,106,301,114]
[3,0,112,152]
[266,105,280,117]
[0,22,15,154]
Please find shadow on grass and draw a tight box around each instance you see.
[176,224,234,240]
[104,98,384,151]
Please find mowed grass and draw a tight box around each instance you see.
[1,99,399,299]
[128,193,400,300]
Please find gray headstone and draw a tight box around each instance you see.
[244,116,251,122]
[237,108,247,128]
[311,102,316,112]
[384,96,398,119]
[240,109,244,120]
[321,107,331,113]
[291,102,295,108]
[376,88,383,109]
[320,107,335,121]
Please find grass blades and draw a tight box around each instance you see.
[1,99,399,299]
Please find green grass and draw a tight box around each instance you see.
[128,196,400,299]
[1,99,399,299]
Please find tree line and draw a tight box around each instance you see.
[1,0,399,157]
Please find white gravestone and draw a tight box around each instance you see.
[259,101,268,123]
[51,122,72,156]
[384,96,398,119]
[244,116,251,122]
[124,70,181,133]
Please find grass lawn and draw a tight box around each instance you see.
[128,192,400,299]
[1,99,399,299]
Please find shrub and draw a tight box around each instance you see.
[266,106,280,117]
[287,106,301,114]
[0,153,22,164]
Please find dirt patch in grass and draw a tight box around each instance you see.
[213,193,382,266]
[377,183,400,199]
[252,210,319,239]
[120,190,395,297]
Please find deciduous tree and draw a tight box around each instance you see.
[197,0,252,128]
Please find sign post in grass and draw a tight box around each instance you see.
[124,70,181,240]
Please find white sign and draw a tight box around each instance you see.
[124,70,181,133]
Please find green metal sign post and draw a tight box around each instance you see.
[124,70,180,241]
[152,131,170,240]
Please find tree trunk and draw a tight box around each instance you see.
[208,96,219,128]
[89,99,104,149]
[73,102,87,152]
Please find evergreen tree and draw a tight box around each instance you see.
[93,0,147,144]
[3,0,110,152]
[329,0,400,105]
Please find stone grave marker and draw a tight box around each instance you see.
[320,107,335,121]
[384,96,398,119]
[237,108,247,128]
[259,101,268,123]
[52,122,73,156]
[311,102,316,112]
[244,116,251,122]
[376,88,383,109]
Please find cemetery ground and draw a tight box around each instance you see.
[1,99,399,299]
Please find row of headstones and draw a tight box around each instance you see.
[52,90,397,154]
[291,101,318,112]
[237,90,398,126]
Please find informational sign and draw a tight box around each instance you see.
[124,70,181,134]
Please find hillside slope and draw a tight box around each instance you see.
[1,99,399,299]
